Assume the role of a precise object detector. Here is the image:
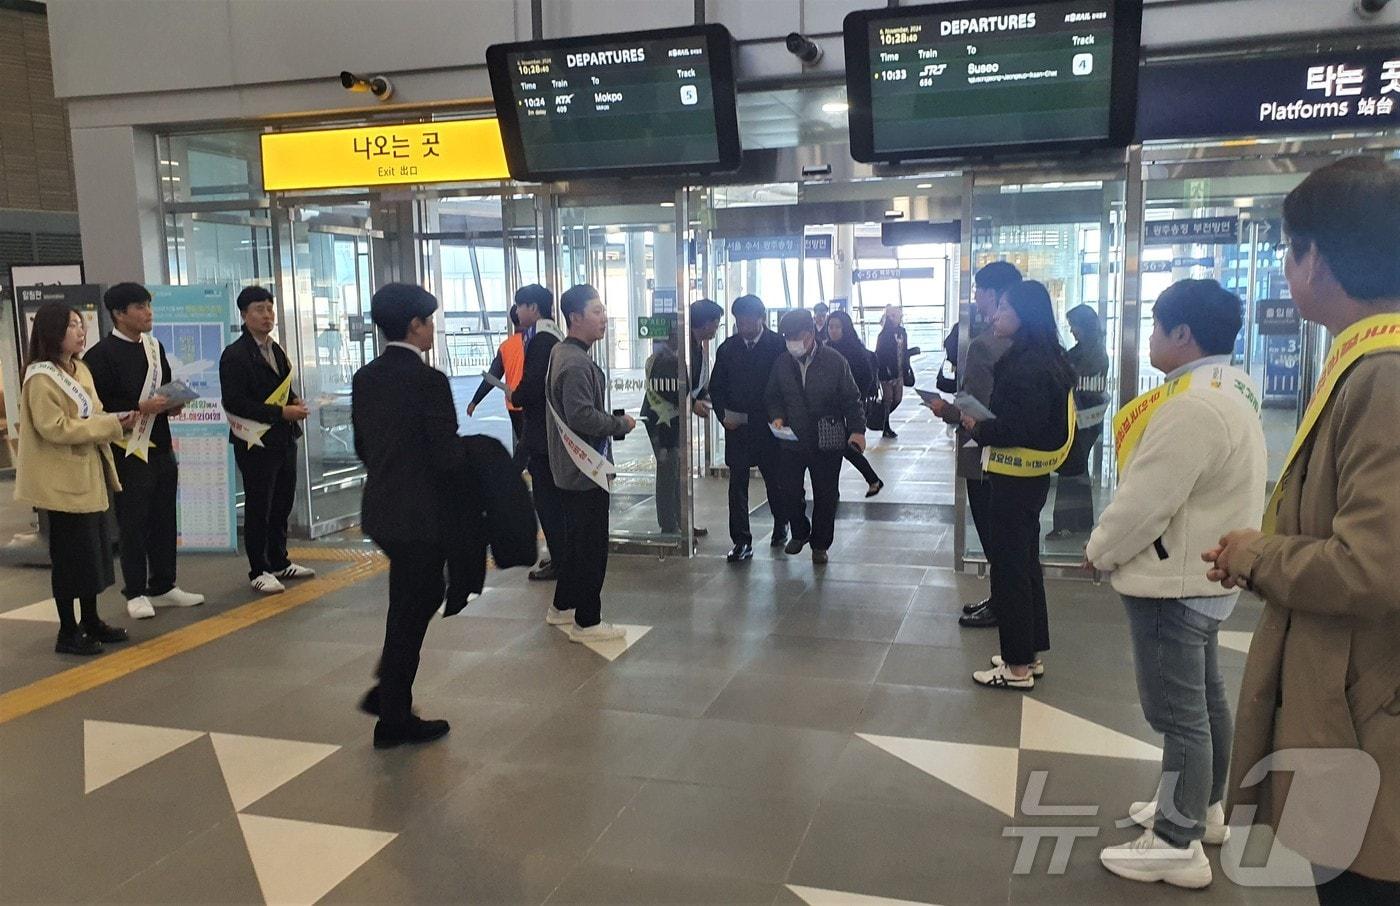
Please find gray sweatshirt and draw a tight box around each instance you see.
[545,338,630,491]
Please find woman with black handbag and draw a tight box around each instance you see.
[824,311,883,497]
[765,309,866,565]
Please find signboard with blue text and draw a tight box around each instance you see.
[1138,49,1400,141]
[1144,217,1240,245]
[149,286,238,552]
[725,235,833,262]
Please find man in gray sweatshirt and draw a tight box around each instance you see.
[544,284,636,642]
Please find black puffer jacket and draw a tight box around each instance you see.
[974,342,1074,454]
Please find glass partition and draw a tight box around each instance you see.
[962,171,1127,567]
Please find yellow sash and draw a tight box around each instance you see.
[225,372,294,448]
[982,392,1077,477]
[1262,312,1400,532]
[1111,363,1262,475]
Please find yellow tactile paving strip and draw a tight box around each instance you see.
[286,546,382,562]
[0,551,387,726]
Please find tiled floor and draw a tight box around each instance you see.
[0,409,1318,905]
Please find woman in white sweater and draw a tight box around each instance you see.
[1086,280,1266,889]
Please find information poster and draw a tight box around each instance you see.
[149,285,238,552]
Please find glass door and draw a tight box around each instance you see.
[961,167,1128,568]
[272,200,378,538]
[557,194,689,548]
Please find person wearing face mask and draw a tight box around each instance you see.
[765,308,865,565]
[823,310,883,497]
[709,294,789,562]
[16,303,135,656]
[959,280,1075,690]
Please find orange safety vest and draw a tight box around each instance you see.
[502,332,525,411]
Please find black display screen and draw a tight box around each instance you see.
[844,0,1142,162]
[486,24,740,181]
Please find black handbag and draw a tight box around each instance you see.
[816,416,847,451]
[864,396,887,432]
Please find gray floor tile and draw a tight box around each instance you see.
[771,607,907,644]
[325,840,575,906]
[567,662,736,718]
[588,779,818,884]
[106,818,265,905]
[741,635,893,683]
[547,861,779,905]
[655,718,852,804]
[420,651,605,705]
[798,580,918,614]
[856,683,1023,747]
[876,643,993,691]
[894,611,968,648]
[703,670,872,733]
[501,708,698,780]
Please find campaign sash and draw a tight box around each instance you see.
[546,356,616,493]
[1262,312,1400,532]
[226,371,294,449]
[982,392,1077,478]
[1112,363,1262,475]
[119,334,163,461]
[24,361,94,418]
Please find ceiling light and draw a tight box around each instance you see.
[916,183,933,189]
[660,202,675,208]
[821,101,849,114]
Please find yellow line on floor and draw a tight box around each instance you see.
[0,552,388,726]
[286,546,383,562]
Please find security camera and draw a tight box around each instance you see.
[339,71,394,101]
[785,33,823,65]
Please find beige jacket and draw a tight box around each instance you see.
[14,359,123,514]
[1226,350,1400,881]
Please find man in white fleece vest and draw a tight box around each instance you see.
[1086,279,1266,889]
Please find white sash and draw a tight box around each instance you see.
[546,354,615,493]
[24,361,95,418]
[227,369,294,449]
[120,334,163,461]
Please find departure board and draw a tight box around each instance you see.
[487,25,741,181]
[844,0,1142,162]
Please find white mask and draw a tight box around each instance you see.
[786,339,808,358]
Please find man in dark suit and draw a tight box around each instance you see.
[352,282,463,749]
[219,286,313,594]
[708,294,789,562]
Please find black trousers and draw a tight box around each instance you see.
[47,510,115,602]
[114,448,179,599]
[967,477,994,551]
[554,486,610,627]
[725,427,785,546]
[987,473,1052,666]
[378,543,446,725]
[508,411,527,470]
[234,442,298,580]
[651,442,681,534]
[780,445,843,552]
[1313,866,1400,905]
[843,447,880,485]
[528,449,566,562]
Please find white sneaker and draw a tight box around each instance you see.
[274,563,316,580]
[991,654,1045,677]
[568,622,626,643]
[1100,829,1212,889]
[972,663,1035,690]
[126,596,155,620]
[1129,798,1230,845]
[150,587,204,608]
[545,605,575,626]
[251,572,285,594]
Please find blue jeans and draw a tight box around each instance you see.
[1122,596,1233,847]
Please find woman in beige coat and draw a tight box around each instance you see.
[15,302,135,655]
[1207,158,1400,904]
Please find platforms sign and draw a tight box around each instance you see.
[260,120,510,192]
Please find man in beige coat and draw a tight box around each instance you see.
[1207,157,1400,903]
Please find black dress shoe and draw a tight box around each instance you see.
[882,429,898,439]
[726,543,753,563]
[55,628,103,656]
[865,480,884,498]
[81,621,128,644]
[528,561,557,581]
[812,549,829,565]
[770,530,788,548]
[358,686,380,716]
[962,597,991,616]
[784,536,809,556]
[959,603,998,628]
[374,716,450,749]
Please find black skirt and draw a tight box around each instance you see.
[47,510,116,601]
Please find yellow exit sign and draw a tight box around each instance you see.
[260,119,510,192]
